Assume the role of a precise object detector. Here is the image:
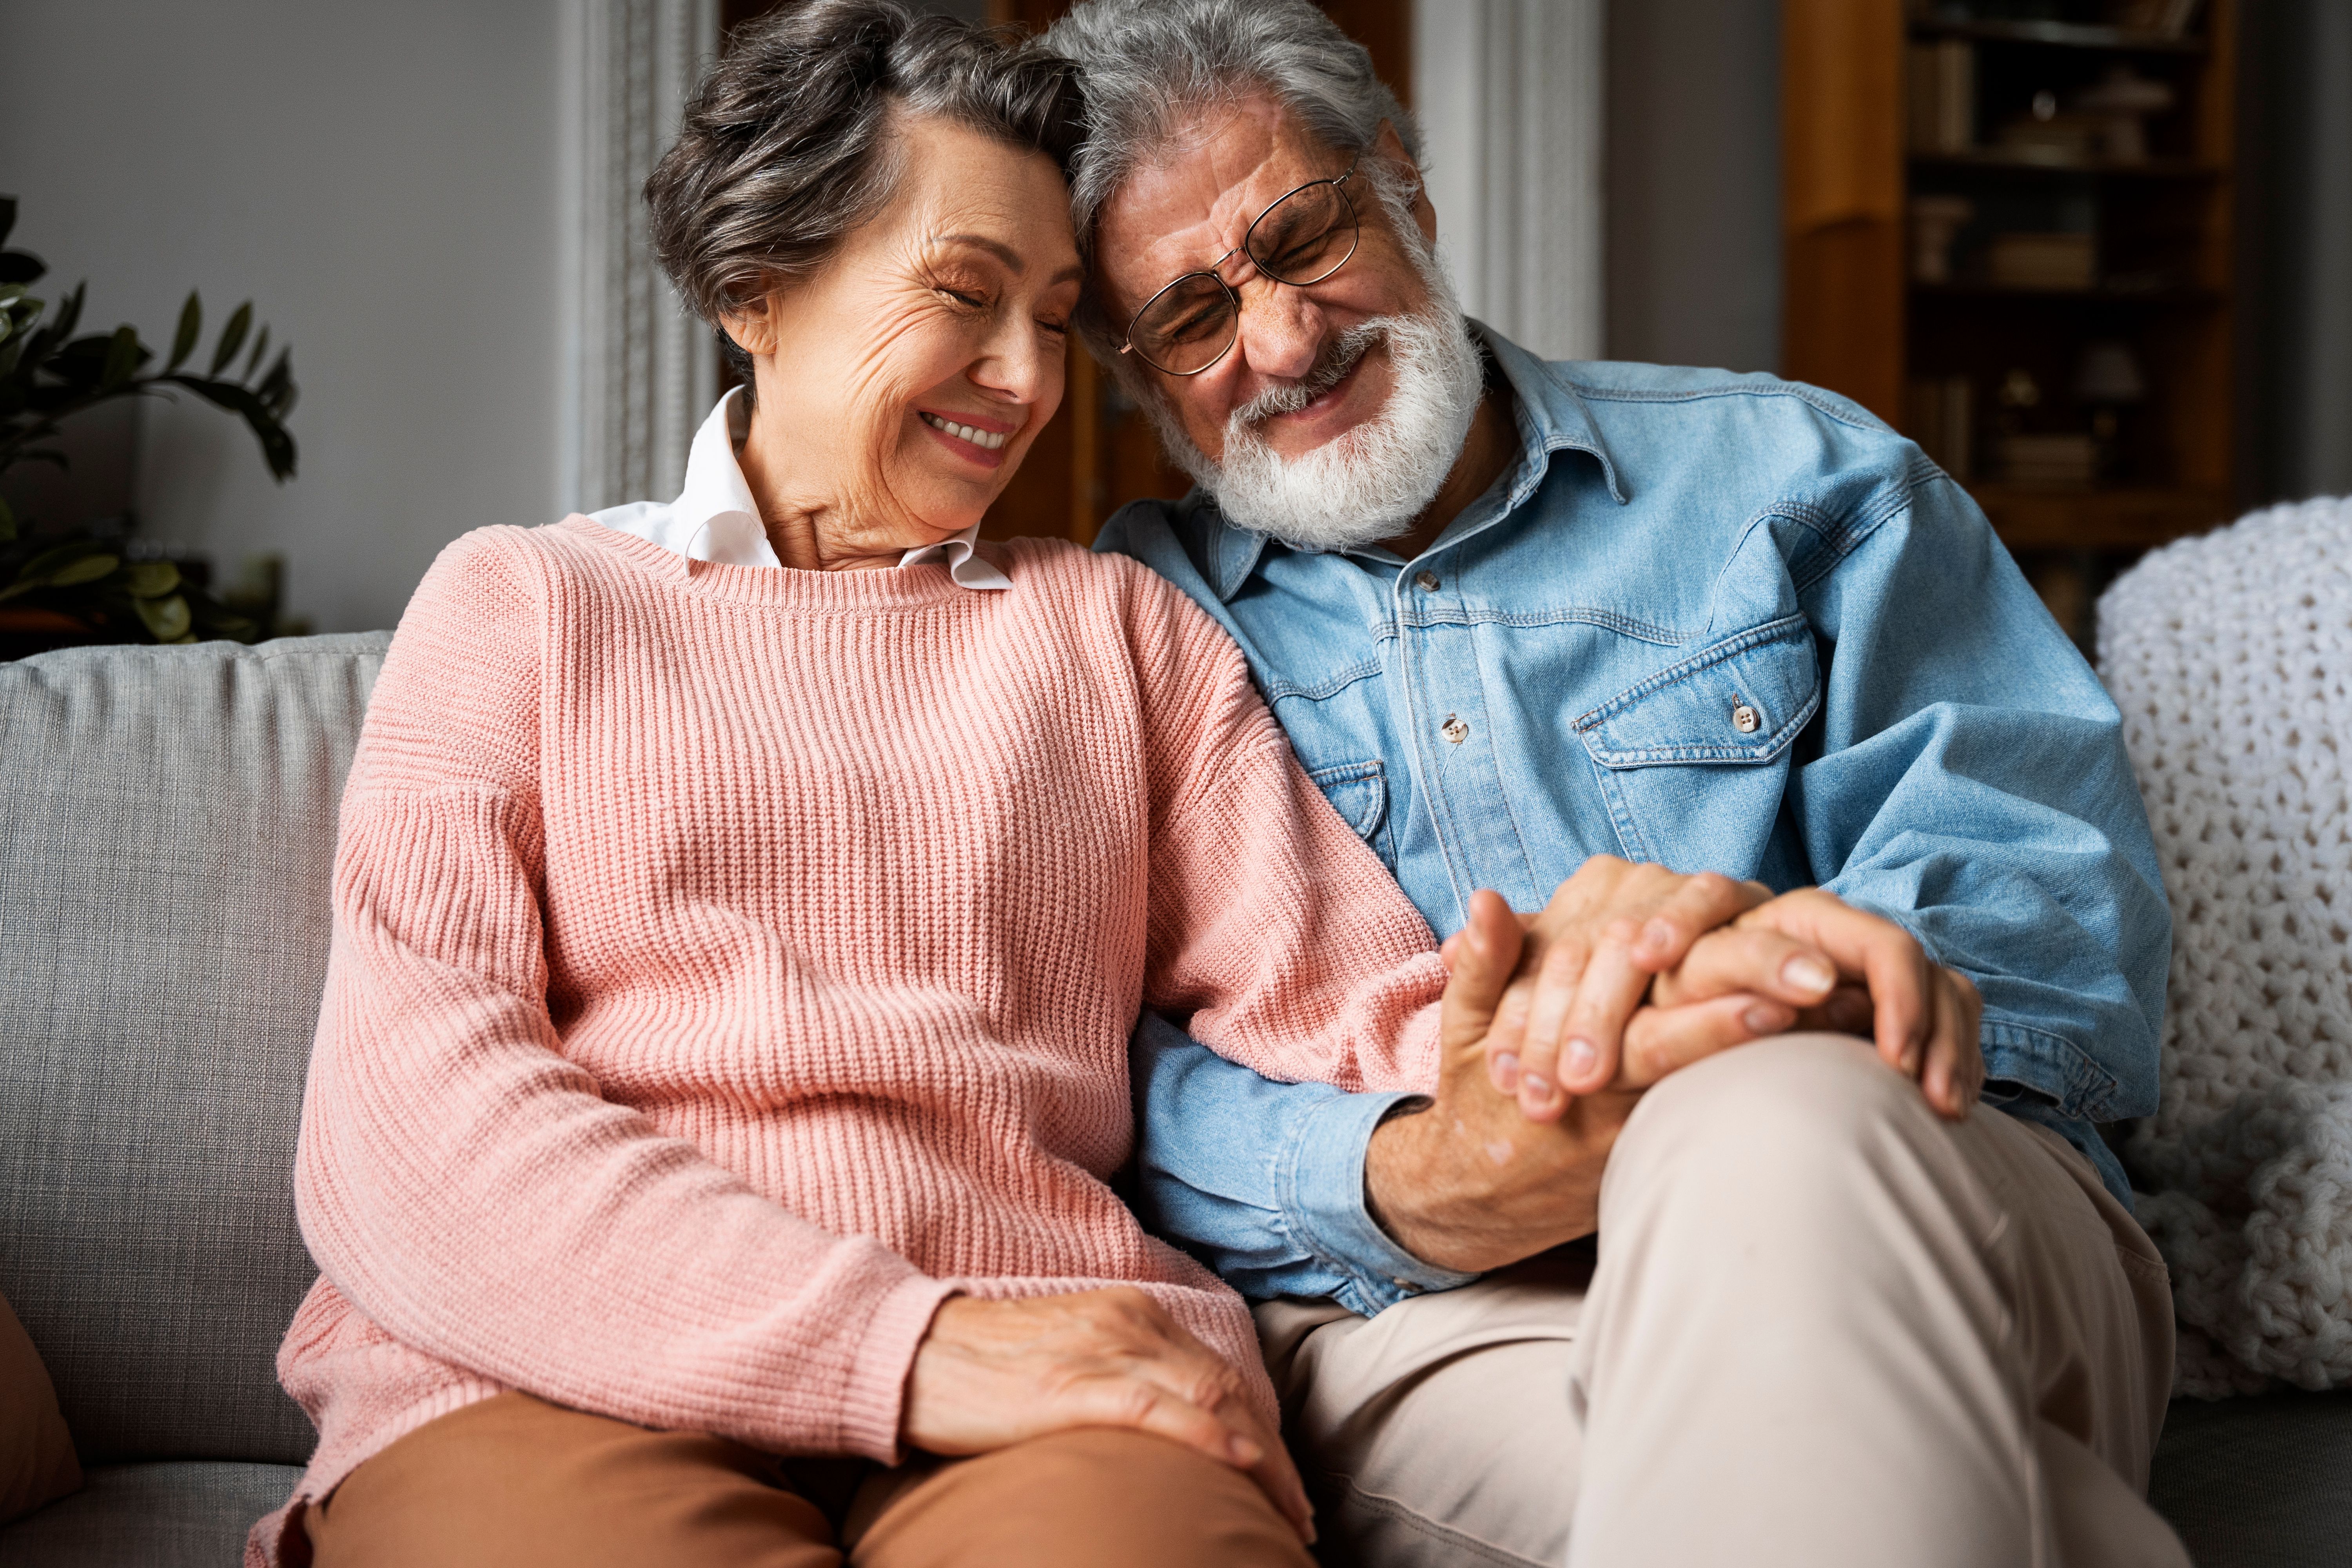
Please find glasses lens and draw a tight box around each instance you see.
[1247,180,1357,286]
[1132,273,1239,375]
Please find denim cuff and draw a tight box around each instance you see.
[1277,1088,1482,1316]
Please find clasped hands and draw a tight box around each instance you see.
[1368,857,1987,1273]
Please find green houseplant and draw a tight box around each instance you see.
[0,195,299,648]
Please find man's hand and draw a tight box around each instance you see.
[1475,857,1842,1122]
[1653,888,1987,1118]
[904,1290,1314,1544]
[1366,889,1791,1271]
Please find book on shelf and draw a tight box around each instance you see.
[1997,434,2100,488]
[2106,0,2206,38]
[1987,232,2098,290]
[1907,376,1975,481]
[1906,40,1974,154]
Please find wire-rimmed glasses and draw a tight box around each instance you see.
[1119,160,1361,377]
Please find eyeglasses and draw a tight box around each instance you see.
[1120,159,1361,377]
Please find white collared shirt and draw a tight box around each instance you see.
[588,387,1013,590]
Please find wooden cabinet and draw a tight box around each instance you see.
[1784,0,2237,630]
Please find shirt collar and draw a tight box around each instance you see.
[1201,321,1628,602]
[653,388,1010,589]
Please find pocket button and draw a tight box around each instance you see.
[1731,703,1760,733]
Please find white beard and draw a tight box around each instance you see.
[1148,244,1486,554]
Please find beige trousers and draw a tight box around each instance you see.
[1256,1034,2188,1568]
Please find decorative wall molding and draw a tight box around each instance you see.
[1414,0,1607,362]
[559,0,719,516]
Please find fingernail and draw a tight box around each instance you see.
[1743,1003,1783,1034]
[1564,1038,1597,1080]
[1784,955,1836,994]
[1492,1051,1521,1091]
[1522,1072,1552,1103]
[1229,1435,1263,1465]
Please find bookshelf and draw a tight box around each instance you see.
[1783,0,2237,638]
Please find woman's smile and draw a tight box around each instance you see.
[918,408,1020,461]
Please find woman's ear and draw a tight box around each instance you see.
[718,293,779,358]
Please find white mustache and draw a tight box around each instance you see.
[1229,323,1385,428]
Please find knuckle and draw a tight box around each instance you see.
[1687,871,1735,903]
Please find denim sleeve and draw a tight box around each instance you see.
[1795,470,2171,1198]
[1127,1011,1479,1316]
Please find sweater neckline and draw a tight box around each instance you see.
[557,515,999,610]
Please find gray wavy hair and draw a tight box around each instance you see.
[1049,5,1414,246]
[1044,0,1422,370]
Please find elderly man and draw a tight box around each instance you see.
[1045,2,2187,1565]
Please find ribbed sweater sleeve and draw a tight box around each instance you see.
[1128,572,1447,1095]
[292,530,953,1462]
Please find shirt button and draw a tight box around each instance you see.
[1391,1277,1421,1293]
[1732,703,1760,733]
[1441,713,1469,744]
[1414,570,1441,592]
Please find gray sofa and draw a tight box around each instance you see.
[0,633,2347,1567]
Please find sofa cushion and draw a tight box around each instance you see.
[2150,1390,2352,1568]
[0,633,387,1465]
[0,1461,306,1568]
[0,1286,80,1520]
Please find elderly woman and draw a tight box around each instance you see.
[246,5,1464,1566]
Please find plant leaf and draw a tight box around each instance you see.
[209,301,251,376]
[132,592,192,641]
[167,291,201,372]
[118,559,181,597]
[100,324,143,389]
[15,540,107,579]
[170,376,297,480]
[0,196,13,249]
[49,551,120,588]
[241,324,269,381]
[0,250,43,286]
[257,346,294,408]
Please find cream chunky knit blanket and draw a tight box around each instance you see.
[2099,495,2352,1397]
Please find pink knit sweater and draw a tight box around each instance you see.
[251,519,1444,1560]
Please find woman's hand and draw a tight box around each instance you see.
[1651,888,1987,1118]
[904,1291,1314,1543]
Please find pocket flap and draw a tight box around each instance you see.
[1575,616,1822,768]
[1307,759,1389,840]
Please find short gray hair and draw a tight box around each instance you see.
[1044,0,1418,258]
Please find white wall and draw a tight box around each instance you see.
[1412,0,1608,362]
[2244,0,2352,505]
[0,0,565,634]
[1414,0,1781,375]
[1604,0,1782,374]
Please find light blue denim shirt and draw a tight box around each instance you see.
[1095,328,2170,1319]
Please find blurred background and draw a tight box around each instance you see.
[0,0,2344,645]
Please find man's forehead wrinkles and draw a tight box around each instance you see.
[1123,115,1316,282]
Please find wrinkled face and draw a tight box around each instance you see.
[725,113,1081,547]
[1093,97,1439,468]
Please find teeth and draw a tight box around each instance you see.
[921,412,1009,451]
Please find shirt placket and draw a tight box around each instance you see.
[1391,568,1544,917]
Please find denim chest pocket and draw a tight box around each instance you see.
[1573,615,1822,872]
[1307,759,1399,873]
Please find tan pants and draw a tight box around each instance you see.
[1257,1034,2189,1568]
[299,1389,1311,1568]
